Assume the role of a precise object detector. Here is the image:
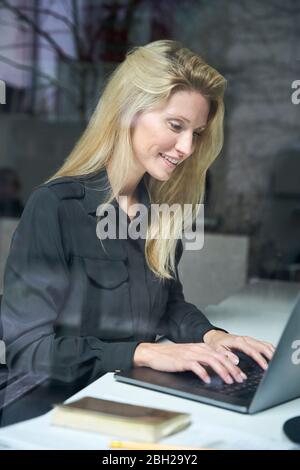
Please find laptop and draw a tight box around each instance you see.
[114,294,300,414]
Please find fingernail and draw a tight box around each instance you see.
[204,376,211,384]
[234,357,239,365]
[226,376,233,384]
[241,372,247,380]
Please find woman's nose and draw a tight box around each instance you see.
[174,132,194,158]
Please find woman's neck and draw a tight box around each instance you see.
[106,160,145,199]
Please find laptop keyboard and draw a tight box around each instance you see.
[193,369,263,397]
[187,352,266,399]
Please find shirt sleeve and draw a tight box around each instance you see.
[1,186,141,383]
[157,239,227,343]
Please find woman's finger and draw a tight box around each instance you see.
[262,341,275,352]
[261,341,276,357]
[234,339,269,370]
[212,351,247,383]
[189,361,212,384]
[216,345,240,365]
[244,337,275,361]
[195,344,245,382]
[199,354,236,384]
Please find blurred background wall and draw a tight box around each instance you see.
[0,0,299,301]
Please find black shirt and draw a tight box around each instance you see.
[1,168,221,383]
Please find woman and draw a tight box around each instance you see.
[1,40,274,386]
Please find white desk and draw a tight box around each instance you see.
[0,280,299,450]
[204,278,300,345]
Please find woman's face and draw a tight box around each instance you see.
[131,90,210,181]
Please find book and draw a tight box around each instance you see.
[51,396,191,443]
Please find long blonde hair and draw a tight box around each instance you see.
[47,40,227,280]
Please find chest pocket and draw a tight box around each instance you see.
[84,258,128,288]
[83,257,133,339]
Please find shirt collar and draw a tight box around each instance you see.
[81,167,151,217]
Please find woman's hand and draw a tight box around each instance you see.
[203,330,275,370]
[133,342,248,385]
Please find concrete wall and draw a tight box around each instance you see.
[179,233,249,310]
[0,115,85,201]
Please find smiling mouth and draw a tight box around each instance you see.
[159,153,179,167]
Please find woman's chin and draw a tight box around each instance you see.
[147,168,172,181]
[151,174,171,182]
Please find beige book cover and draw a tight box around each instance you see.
[52,396,191,443]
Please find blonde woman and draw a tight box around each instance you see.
[2,40,274,386]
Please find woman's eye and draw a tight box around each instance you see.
[170,122,182,131]
[170,122,202,139]
[193,131,202,139]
